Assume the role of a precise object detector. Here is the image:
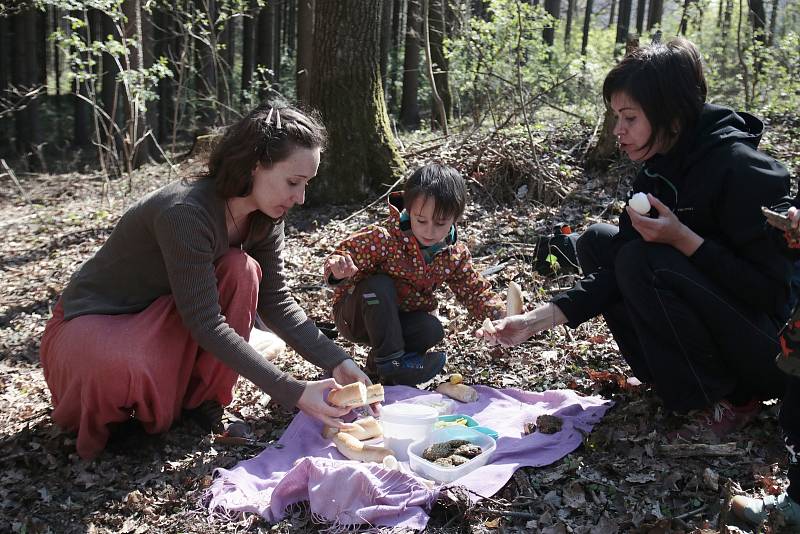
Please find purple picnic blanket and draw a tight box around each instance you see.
[206,385,613,530]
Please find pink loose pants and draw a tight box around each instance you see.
[40,249,261,459]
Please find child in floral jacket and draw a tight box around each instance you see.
[324,163,505,386]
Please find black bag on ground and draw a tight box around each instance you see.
[533,232,580,275]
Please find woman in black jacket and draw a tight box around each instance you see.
[480,37,792,438]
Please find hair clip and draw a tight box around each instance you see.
[266,107,274,125]
[275,109,282,130]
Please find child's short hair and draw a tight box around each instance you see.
[403,163,467,221]
[602,37,707,154]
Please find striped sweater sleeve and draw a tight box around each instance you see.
[154,205,306,409]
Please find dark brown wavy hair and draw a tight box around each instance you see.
[602,37,707,154]
[206,103,327,198]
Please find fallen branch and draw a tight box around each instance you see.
[658,442,744,458]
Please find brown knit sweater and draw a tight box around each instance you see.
[60,178,351,409]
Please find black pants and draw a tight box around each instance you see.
[779,375,800,501]
[333,274,444,372]
[577,224,785,412]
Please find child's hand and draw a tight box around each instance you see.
[326,254,358,280]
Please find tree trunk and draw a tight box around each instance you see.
[273,0,282,86]
[399,0,421,130]
[646,0,662,29]
[242,0,256,101]
[0,15,11,150]
[387,0,403,114]
[564,0,575,49]
[678,0,691,35]
[379,0,394,91]
[72,14,93,148]
[286,0,296,52]
[50,5,62,103]
[616,0,632,46]
[721,0,733,43]
[608,0,616,28]
[307,0,405,204]
[750,0,767,45]
[296,0,314,105]
[429,0,451,123]
[543,0,560,47]
[635,0,646,35]
[422,0,447,133]
[13,8,42,168]
[101,11,120,148]
[153,6,174,143]
[256,2,275,89]
[122,0,153,168]
[767,0,778,46]
[581,0,593,55]
[194,0,218,130]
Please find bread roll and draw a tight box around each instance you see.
[328,382,367,407]
[322,416,383,441]
[333,432,396,463]
[437,382,479,403]
[365,384,384,405]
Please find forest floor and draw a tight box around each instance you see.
[1,117,799,533]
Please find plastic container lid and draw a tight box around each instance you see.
[381,403,439,425]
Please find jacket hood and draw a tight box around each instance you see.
[646,104,765,177]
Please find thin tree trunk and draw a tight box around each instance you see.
[564,0,575,49]
[379,0,394,91]
[430,0,451,122]
[422,0,447,134]
[543,0,560,47]
[388,0,403,114]
[767,0,778,46]
[13,8,42,168]
[308,0,405,203]
[636,0,646,35]
[72,11,92,147]
[153,6,174,143]
[616,0,632,47]
[194,0,217,130]
[296,0,313,105]
[646,0,663,29]
[273,0,282,86]
[256,3,275,90]
[678,0,691,35]
[50,5,62,104]
[241,0,256,101]
[608,0,617,28]
[581,0,593,55]
[399,0,421,130]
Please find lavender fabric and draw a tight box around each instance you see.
[206,385,612,529]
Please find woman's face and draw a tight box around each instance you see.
[248,146,321,218]
[610,92,665,162]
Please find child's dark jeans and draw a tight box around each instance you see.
[333,274,444,373]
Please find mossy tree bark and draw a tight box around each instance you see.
[307,0,405,205]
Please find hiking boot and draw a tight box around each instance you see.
[376,351,446,386]
[669,399,761,441]
[731,492,800,526]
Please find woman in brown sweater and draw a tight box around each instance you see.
[40,105,370,459]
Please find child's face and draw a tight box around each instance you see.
[408,196,455,247]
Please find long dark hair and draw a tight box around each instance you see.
[206,104,327,198]
[602,37,707,153]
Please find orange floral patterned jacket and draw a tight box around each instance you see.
[325,193,504,321]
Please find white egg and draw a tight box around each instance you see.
[628,192,651,214]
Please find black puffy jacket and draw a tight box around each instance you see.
[553,103,793,326]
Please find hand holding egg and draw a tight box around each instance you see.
[628,192,651,215]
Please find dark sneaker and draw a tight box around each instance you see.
[376,351,446,386]
[731,492,800,526]
[184,400,224,433]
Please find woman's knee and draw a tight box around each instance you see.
[576,223,618,272]
[215,248,262,288]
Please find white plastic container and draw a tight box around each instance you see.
[408,426,497,483]
[380,403,438,461]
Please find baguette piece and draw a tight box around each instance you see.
[365,384,385,405]
[322,416,383,440]
[437,382,479,403]
[507,281,523,316]
[333,432,396,463]
[328,382,367,407]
